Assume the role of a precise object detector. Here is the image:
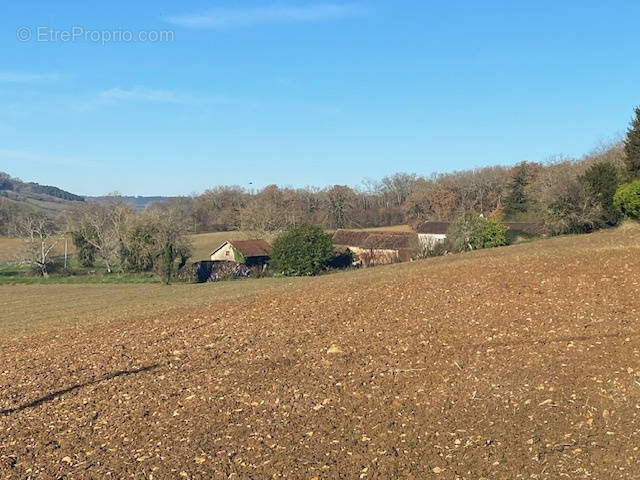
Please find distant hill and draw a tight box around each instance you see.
[86,195,173,211]
[0,172,175,214]
[0,171,85,214]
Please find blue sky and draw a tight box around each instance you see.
[0,1,639,196]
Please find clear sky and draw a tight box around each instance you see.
[1,1,639,196]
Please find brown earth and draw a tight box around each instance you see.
[1,228,640,479]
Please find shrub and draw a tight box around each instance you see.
[544,179,604,235]
[483,218,509,248]
[269,224,334,276]
[446,212,507,252]
[71,225,98,267]
[120,224,158,272]
[416,240,448,258]
[613,180,640,219]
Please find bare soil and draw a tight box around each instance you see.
[1,228,640,479]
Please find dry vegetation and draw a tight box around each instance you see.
[0,227,404,264]
[0,232,259,264]
[1,226,640,478]
[0,236,73,263]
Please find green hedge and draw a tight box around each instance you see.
[614,180,640,219]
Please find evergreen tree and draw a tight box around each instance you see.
[624,106,640,179]
[503,163,529,217]
[580,161,621,225]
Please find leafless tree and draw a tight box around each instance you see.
[14,212,60,276]
[379,173,418,207]
[68,200,131,273]
[325,185,356,229]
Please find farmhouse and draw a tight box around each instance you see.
[332,230,419,267]
[414,221,546,245]
[414,221,449,249]
[210,239,271,267]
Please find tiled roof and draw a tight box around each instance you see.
[213,239,271,257]
[230,239,271,257]
[414,222,450,234]
[332,229,418,250]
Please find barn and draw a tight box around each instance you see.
[332,230,419,267]
[413,221,449,249]
[210,239,271,267]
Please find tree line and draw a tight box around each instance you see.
[2,106,640,278]
[169,107,640,236]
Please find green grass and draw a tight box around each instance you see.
[0,258,158,285]
[0,276,300,337]
[0,271,157,285]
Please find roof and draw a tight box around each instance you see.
[414,222,450,234]
[332,230,371,247]
[332,229,418,250]
[503,222,545,236]
[212,239,271,258]
[362,233,418,250]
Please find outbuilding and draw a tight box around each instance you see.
[331,230,419,267]
[210,239,271,267]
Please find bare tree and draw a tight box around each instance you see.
[379,173,418,207]
[240,185,303,232]
[69,201,131,273]
[325,185,356,229]
[195,186,248,231]
[147,196,199,233]
[14,212,60,276]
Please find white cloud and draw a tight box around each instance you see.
[0,71,63,85]
[0,148,101,169]
[167,3,364,29]
[77,86,228,110]
[98,87,190,104]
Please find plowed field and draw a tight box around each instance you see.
[1,227,640,479]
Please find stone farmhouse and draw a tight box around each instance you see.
[210,239,271,267]
[332,230,419,267]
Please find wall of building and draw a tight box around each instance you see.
[418,233,447,249]
[349,246,400,267]
[211,243,237,262]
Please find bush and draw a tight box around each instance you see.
[613,180,640,219]
[483,218,509,247]
[416,240,448,258]
[544,179,605,235]
[269,224,334,276]
[120,224,158,272]
[71,226,97,267]
[446,212,507,252]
